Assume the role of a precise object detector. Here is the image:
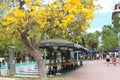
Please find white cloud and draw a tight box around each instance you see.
[94,0,113,13]
[94,0,120,13]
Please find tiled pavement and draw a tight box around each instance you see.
[1,60,120,80]
[63,59,120,80]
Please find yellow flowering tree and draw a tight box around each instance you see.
[47,0,95,43]
[0,0,96,80]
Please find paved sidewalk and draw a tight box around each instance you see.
[1,60,120,80]
[63,60,120,80]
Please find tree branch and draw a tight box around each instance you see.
[36,31,46,48]
[20,31,35,51]
[18,0,25,9]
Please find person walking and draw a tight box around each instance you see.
[106,53,110,66]
[112,53,117,66]
[96,54,99,60]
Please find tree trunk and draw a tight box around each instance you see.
[33,49,48,80]
[20,32,47,80]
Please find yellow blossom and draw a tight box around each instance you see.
[66,0,80,5]
[25,0,30,3]
[81,25,85,32]
[35,0,40,5]
[27,36,30,40]
[22,30,25,33]
[6,27,10,31]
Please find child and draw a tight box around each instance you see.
[112,54,117,66]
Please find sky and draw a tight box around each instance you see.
[86,0,120,33]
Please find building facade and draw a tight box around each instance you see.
[112,2,120,58]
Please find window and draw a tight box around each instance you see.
[117,4,120,9]
[118,6,120,9]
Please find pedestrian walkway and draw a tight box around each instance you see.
[1,60,120,80]
[63,60,120,80]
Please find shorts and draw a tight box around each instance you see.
[106,59,110,62]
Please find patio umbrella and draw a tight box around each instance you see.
[85,50,98,53]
